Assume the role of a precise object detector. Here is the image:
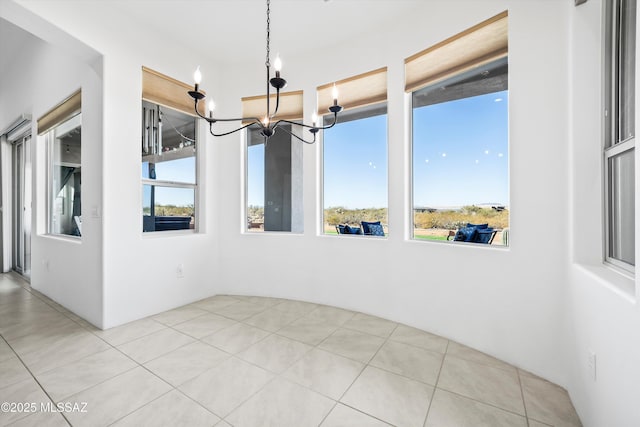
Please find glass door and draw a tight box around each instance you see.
[12,135,31,278]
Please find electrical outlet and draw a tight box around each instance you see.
[176,263,184,278]
[587,350,596,381]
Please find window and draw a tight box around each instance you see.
[244,91,304,233]
[38,90,82,238]
[605,0,636,270]
[141,101,197,232]
[322,104,388,236]
[245,124,303,232]
[407,12,509,245]
[319,67,388,236]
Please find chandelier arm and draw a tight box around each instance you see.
[193,99,262,124]
[208,121,259,137]
[277,124,317,145]
[274,112,339,131]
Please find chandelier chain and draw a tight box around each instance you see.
[265,0,271,68]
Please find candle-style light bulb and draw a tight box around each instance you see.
[193,66,202,92]
[274,55,282,78]
[332,83,339,106]
[208,100,215,118]
[312,112,318,127]
[263,115,270,127]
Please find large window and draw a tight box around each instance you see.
[141,101,197,232]
[605,0,636,270]
[323,104,388,236]
[412,59,509,245]
[407,12,509,246]
[38,89,82,238]
[319,67,388,236]
[244,91,304,233]
[245,124,303,233]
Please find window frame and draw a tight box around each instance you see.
[46,112,82,239]
[320,101,389,237]
[141,102,199,234]
[604,0,636,273]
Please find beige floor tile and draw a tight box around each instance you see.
[151,305,209,326]
[230,295,283,308]
[93,318,166,346]
[343,313,397,338]
[305,305,356,326]
[7,320,87,356]
[210,300,268,321]
[63,367,172,427]
[528,420,553,427]
[341,366,433,427]
[36,348,137,402]
[172,313,236,339]
[20,331,111,374]
[283,348,364,400]
[201,322,270,354]
[319,328,385,363]
[438,356,525,415]
[190,295,241,312]
[276,316,338,345]
[0,355,32,388]
[425,388,528,427]
[5,409,69,426]
[272,299,318,316]
[390,324,449,353]
[447,341,516,372]
[144,341,230,387]
[117,328,194,364]
[521,375,582,427]
[370,340,443,385]
[320,403,392,426]
[111,389,220,427]
[179,356,274,417]
[226,378,334,427]
[243,308,301,332]
[2,313,80,343]
[0,339,16,363]
[0,378,52,425]
[238,334,312,374]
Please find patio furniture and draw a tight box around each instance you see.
[448,223,497,244]
[361,221,385,236]
[336,224,362,235]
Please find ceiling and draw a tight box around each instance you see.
[107,0,427,64]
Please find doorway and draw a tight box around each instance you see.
[12,135,31,278]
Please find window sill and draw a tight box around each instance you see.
[408,237,509,250]
[572,262,636,303]
[41,234,82,244]
[142,229,198,238]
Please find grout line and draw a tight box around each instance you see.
[422,339,450,426]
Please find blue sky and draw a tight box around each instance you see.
[142,157,196,207]
[246,90,508,209]
[413,90,509,208]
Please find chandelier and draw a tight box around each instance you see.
[188,0,343,144]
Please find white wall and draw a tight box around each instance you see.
[568,1,640,426]
[210,0,573,387]
[0,5,104,327]
[12,2,640,425]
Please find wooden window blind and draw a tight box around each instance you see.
[37,89,81,135]
[142,66,204,116]
[317,67,387,114]
[405,11,508,93]
[241,90,303,124]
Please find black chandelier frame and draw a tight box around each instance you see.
[188,0,342,144]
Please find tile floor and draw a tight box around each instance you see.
[0,273,582,427]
